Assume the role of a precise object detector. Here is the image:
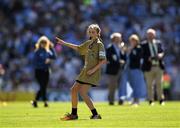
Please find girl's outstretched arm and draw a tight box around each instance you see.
[56,37,78,51]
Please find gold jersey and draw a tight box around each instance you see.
[76,39,106,86]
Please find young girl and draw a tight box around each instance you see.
[56,24,106,120]
[32,36,56,107]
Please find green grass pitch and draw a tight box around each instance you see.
[0,101,180,128]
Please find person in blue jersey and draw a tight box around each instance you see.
[31,36,56,108]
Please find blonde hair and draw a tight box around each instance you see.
[87,24,101,38]
[35,36,54,51]
[129,34,140,44]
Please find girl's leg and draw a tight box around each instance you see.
[71,82,81,109]
[60,82,81,121]
[79,84,94,109]
[70,82,82,116]
[79,84,101,119]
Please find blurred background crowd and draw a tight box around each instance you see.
[0,0,180,100]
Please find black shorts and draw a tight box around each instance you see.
[76,80,97,87]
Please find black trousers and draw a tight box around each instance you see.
[35,69,49,101]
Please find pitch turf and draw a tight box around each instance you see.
[0,101,180,128]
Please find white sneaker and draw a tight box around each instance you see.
[149,101,155,106]
[160,102,165,106]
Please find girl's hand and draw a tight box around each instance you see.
[87,68,96,76]
[56,37,65,45]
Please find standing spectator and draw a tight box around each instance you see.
[141,28,165,106]
[118,41,130,105]
[105,33,126,105]
[31,36,56,107]
[56,24,106,120]
[128,34,146,106]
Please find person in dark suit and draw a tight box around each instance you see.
[141,28,165,106]
[105,33,126,105]
[32,36,56,107]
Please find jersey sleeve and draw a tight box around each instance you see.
[77,40,89,55]
[98,42,106,60]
